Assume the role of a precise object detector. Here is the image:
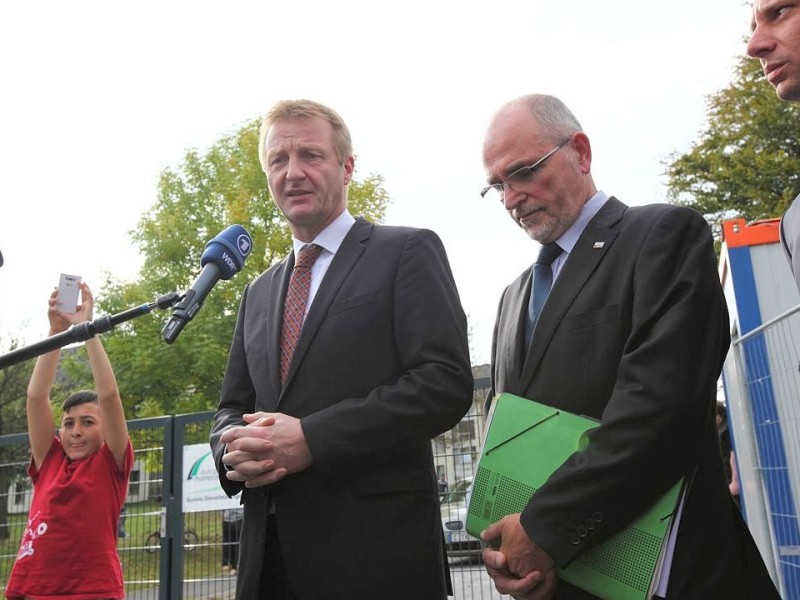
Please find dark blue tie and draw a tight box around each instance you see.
[525,242,563,346]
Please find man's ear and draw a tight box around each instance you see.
[343,156,355,185]
[572,132,592,174]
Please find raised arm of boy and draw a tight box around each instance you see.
[26,283,129,469]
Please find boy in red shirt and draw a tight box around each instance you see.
[6,282,133,600]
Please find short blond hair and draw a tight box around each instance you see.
[258,99,353,172]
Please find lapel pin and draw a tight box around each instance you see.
[592,242,605,249]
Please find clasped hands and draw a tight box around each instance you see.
[220,412,313,487]
[481,513,558,600]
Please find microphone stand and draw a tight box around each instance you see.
[0,292,181,370]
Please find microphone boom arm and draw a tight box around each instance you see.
[0,292,181,370]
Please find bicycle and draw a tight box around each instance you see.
[144,528,199,553]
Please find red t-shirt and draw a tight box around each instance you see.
[5,437,133,600]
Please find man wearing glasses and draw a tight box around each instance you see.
[478,94,779,599]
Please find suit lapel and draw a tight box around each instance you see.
[520,197,626,391]
[279,218,372,397]
[496,275,531,393]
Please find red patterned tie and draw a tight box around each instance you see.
[280,244,323,385]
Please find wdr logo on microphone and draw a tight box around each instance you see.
[221,253,238,272]
[237,235,252,256]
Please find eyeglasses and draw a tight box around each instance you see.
[481,137,572,202]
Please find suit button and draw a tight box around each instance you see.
[592,511,603,523]
[577,525,588,538]
[570,534,581,545]
[586,518,596,531]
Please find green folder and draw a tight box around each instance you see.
[466,392,683,600]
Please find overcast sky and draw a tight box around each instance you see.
[1,0,754,366]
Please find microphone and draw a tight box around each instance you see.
[162,225,253,344]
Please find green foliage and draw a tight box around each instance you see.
[96,118,390,417]
[665,55,800,240]
[0,337,37,436]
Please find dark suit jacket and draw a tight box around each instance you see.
[210,218,473,600]
[491,198,779,599]
[781,192,800,291]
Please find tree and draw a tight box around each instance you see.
[0,338,38,539]
[0,339,34,437]
[97,118,390,417]
[665,54,800,240]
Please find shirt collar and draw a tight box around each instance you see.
[555,190,608,254]
[291,210,356,257]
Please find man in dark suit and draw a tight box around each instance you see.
[478,94,780,600]
[748,0,800,291]
[210,99,473,599]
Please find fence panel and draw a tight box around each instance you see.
[437,378,508,600]
[173,413,237,600]
[732,307,800,599]
[0,433,35,593]
[119,416,170,600]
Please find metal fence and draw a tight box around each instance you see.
[725,304,800,599]
[0,379,508,600]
